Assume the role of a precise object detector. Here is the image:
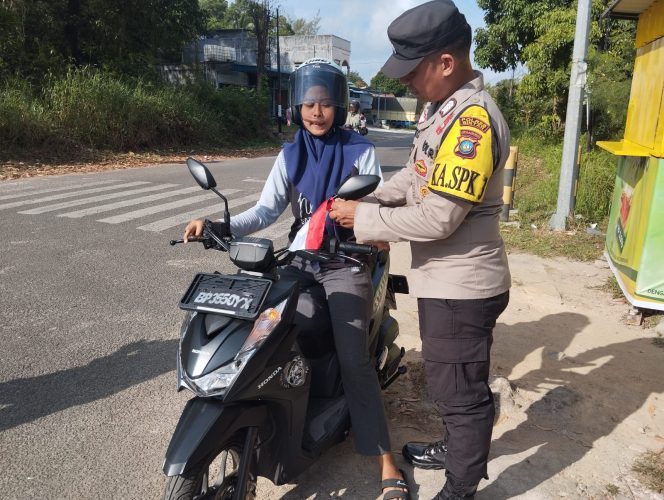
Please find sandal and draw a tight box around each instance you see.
[381,468,411,500]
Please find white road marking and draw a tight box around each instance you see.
[0,180,121,201]
[18,184,179,214]
[98,189,243,225]
[251,218,294,241]
[137,192,261,232]
[0,182,150,210]
[59,186,202,218]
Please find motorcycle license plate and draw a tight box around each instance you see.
[179,273,271,320]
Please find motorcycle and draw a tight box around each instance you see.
[162,158,409,500]
[345,120,368,136]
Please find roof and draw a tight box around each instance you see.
[604,0,656,19]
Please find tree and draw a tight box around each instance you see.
[215,0,274,92]
[288,10,320,36]
[0,0,205,80]
[476,0,635,139]
[247,0,272,93]
[272,13,294,36]
[370,71,409,97]
[347,70,366,88]
[221,0,253,29]
[474,0,563,73]
[199,0,228,31]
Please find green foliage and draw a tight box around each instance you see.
[507,131,615,225]
[0,69,270,155]
[586,18,635,141]
[477,0,635,142]
[220,0,255,29]
[0,79,60,149]
[200,0,229,31]
[348,71,367,88]
[288,10,320,36]
[370,71,409,97]
[475,0,564,73]
[0,0,204,81]
[499,130,616,261]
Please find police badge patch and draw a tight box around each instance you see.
[455,130,482,159]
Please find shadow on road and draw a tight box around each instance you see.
[480,312,663,498]
[0,339,177,432]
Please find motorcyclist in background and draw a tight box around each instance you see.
[344,99,363,133]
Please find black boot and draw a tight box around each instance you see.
[402,439,447,470]
[432,474,478,500]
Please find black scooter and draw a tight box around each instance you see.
[162,158,409,500]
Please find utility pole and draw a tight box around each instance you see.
[549,0,592,230]
[276,7,282,133]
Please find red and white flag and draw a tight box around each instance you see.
[289,197,333,252]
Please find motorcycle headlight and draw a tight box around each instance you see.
[183,299,288,397]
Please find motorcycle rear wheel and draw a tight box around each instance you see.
[163,431,257,500]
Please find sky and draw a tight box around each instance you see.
[273,0,521,85]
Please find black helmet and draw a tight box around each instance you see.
[289,58,349,128]
[350,99,360,111]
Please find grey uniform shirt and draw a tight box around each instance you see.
[354,71,511,299]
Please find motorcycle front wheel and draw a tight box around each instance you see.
[163,431,257,500]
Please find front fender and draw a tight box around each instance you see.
[163,398,267,476]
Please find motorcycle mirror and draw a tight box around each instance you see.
[186,157,217,190]
[335,174,381,200]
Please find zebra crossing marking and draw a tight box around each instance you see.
[251,218,293,241]
[0,180,121,201]
[18,184,179,215]
[137,192,261,232]
[1,178,295,242]
[0,182,150,211]
[97,189,243,225]
[59,186,202,218]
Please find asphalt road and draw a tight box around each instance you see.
[0,128,414,499]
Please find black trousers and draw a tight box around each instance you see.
[418,291,509,484]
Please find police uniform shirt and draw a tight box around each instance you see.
[354,71,511,299]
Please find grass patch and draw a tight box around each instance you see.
[603,276,623,299]
[643,311,664,331]
[1,69,273,161]
[500,222,606,261]
[499,131,616,261]
[632,449,664,493]
[605,484,620,496]
[511,133,615,226]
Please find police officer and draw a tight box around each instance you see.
[329,1,511,498]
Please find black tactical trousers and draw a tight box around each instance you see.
[418,291,509,484]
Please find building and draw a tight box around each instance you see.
[162,31,354,122]
[278,35,350,73]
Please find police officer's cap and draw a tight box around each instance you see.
[381,0,470,79]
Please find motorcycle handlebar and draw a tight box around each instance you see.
[337,241,377,255]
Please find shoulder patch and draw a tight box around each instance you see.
[428,105,494,204]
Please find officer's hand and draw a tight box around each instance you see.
[183,219,204,243]
[329,199,359,228]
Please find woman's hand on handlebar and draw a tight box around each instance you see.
[183,219,204,243]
